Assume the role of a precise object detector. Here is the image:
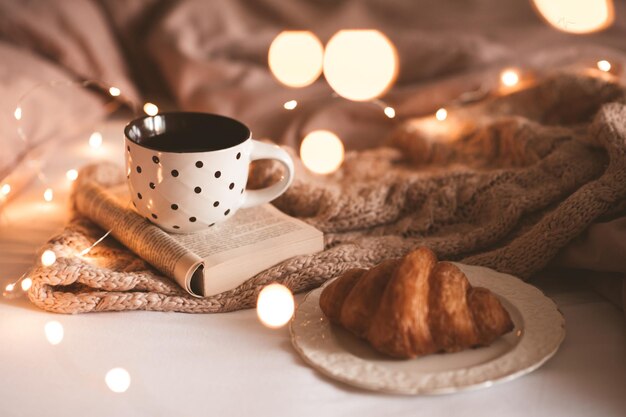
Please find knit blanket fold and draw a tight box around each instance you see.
[27,72,626,314]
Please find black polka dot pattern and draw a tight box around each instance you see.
[229,182,235,190]
[213,201,219,207]
[194,186,202,194]
[127,145,130,152]
[149,182,155,189]
[196,161,203,168]
[151,213,158,219]
[214,171,221,178]
[152,156,160,164]
[241,188,244,194]
[236,152,241,160]
[189,217,196,222]
[137,193,142,199]
[136,166,142,173]
[171,169,179,177]
[209,223,215,227]
[173,225,180,229]
[224,209,230,216]
[171,204,178,210]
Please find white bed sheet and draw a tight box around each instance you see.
[0,121,624,417]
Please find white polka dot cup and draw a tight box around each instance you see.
[124,112,294,233]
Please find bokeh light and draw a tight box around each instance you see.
[269,31,324,88]
[105,368,131,393]
[41,250,57,267]
[108,87,121,97]
[66,169,79,181]
[300,130,345,175]
[14,107,22,121]
[89,131,103,148]
[500,69,520,87]
[20,277,32,291]
[256,283,295,328]
[43,188,54,202]
[384,106,396,118]
[1,183,10,196]
[435,108,448,121]
[143,102,159,116]
[532,0,614,34]
[597,60,611,72]
[283,100,298,110]
[323,30,398,101]
[44,321,64,345]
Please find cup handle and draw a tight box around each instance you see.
[240,139,294,209]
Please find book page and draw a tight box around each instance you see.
[74,181,203,294]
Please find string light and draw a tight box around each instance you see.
[256,283,295,328]
[20,277,32,291]
[597,60,611,72]
[500,69,520,87]
[300,130,345,175]
[5,283,15,292]
[384,106,396,118]
[14,107,22,121]
[41,250,57,267]
[269,31,324,88]
[89,131,103,148]
[283,100,298,110]
[435,108,448,121]
[1,183,10,196]
[105,368,131,393]
[44,321,64,345]
[79,229,112,256]
[143,102,159,116]
[66,169,78,181]
[108,87,121,97]
[43,188,53,202]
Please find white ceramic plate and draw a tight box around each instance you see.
[290,263,565,395]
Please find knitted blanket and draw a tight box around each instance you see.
[27,73,626,314]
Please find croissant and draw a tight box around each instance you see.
[319,247,514,359]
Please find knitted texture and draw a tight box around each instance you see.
[27,73,626,314]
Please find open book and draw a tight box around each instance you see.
[74,180,324,297]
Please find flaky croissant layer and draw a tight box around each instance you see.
[320,247,514,359]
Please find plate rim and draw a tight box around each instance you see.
[289,263,566,395]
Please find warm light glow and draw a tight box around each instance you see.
[105,368,131,393]
[531,0,614,34]
[1,183,10,196]
[597,60,611,72]
[384,106,396,118]
[435,108,448,121]
[66,169,79,181]
[500,69,520,87]
[283,100,298,110]
[43,188,53,202]
[44,321,64,345]
[256,283,295,328]
[323,30,398,101]
[108,86,121,97]
[300,130,345,175]
[20,277,32,291]
[5,283,15,292]
[14,107,22,121]
[269,31,324,88]
[143,102,159,116]
[41,250,57,267]
[89,131,103,148]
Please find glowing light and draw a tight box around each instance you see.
[283,100,298,110]
[44,321,64,345]
[43,188,53,202]
[435,108,448,121]
[323,30,398,101]
[256,283,295,328]
[105,368,131,393]
[14,107,22,121]
[21,277,32,291]
[143,102,159,116]
[41,250,57,267]
[89,131,103,149]
[384,106,396,118]
[269,31,324,88]
[108,87,121,97]
[500,69,520,87]
[1,183,10,196]
[5,283,15,292]
[300,130,345,175]
[597,60,611,72]
[531,0,614,34]
[66,169,79,181]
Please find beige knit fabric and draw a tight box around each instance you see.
[27,73,626,314]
